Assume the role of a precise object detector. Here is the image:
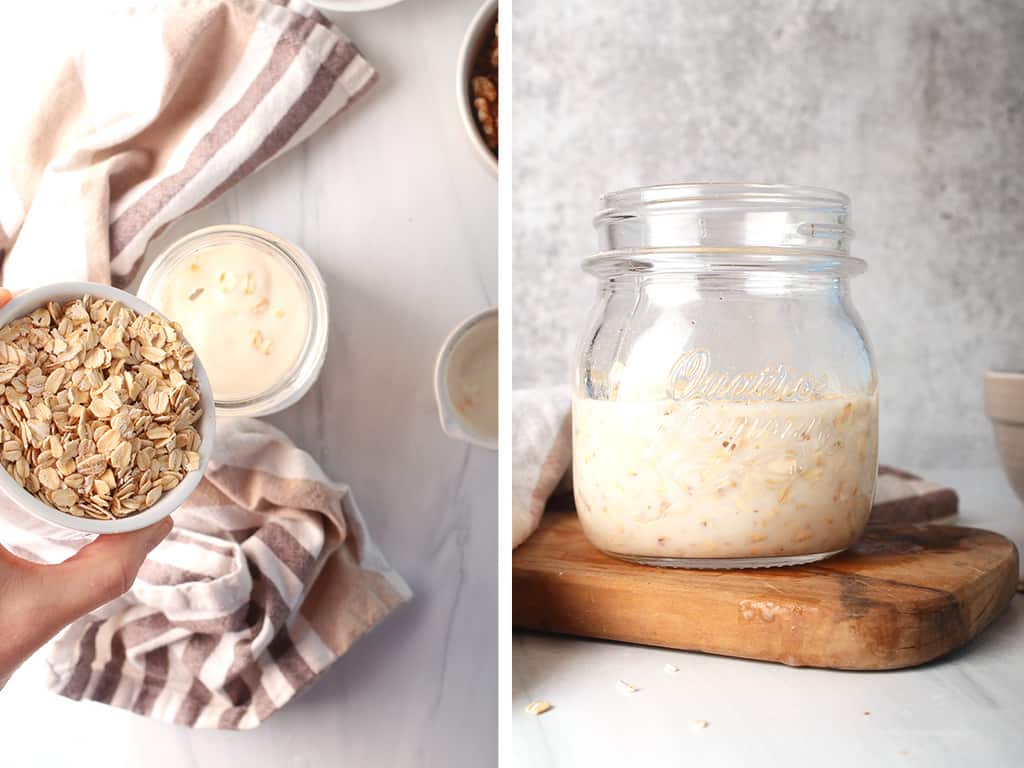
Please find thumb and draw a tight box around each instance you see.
[30,517,172,630]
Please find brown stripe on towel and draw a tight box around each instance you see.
[871,489,960,524]
[174,678,216,726]
[869,465,960,525]
[267,628,315,692]
[218,700,249,729]
[104,2,259,206]
[58,623,101,700]
[245,663,278,722]
[120,604,255,646]
[122,612,174,648]
[177,604,254,635]
[109,12,319,260]
[216,639,274,727]
[200,561,296,725]
[173,633,221,725]
[190,39,360,212]
[90,629,127,704]
[256,521,317,582]
[130,645,169,717]
[216,639,258,728]
[222,666,253,707]
[248,559,295,630]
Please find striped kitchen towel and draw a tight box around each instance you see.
[0,418,410,728]
[0,0,374,289]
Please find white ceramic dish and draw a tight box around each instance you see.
[456,0,498,175]
[985,371,1024,504]
[0,282,216,534]
[434,306,498,451]
[307,0,407,11]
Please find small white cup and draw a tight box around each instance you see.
[0,282,217,534]
[434,307,498,451]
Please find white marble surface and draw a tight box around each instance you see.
[511,466,1024,767]
[0,1,497,766]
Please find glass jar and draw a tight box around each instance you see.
[572,183,878,568]
[138,225,329,418]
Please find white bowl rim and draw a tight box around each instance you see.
[434,306,498,451]
[0,282,217,534]
[985,370,1024,380]
[306,0,407,11]
[456,0,499,176]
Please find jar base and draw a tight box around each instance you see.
[605,549,846,570]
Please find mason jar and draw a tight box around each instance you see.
[572,183,878,568]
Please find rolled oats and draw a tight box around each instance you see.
[524,701,552,716]
[0,295,204,520]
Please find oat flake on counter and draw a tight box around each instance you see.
[525,700,553,716]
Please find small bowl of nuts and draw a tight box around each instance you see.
[0,283,215,534]
[457,0,498,175]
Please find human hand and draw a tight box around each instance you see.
[0,287,173,689]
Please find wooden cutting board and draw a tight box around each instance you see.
[512,506,1019,670]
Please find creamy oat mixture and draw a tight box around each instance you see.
[153,242,308,402]
[572,394,878,560]
[0,296,203,520]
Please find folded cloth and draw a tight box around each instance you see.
[512,388,959,549]
[0,0,375,288]
[0,418,411,729]
[511,388,571,548]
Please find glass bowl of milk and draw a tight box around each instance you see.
[139,225,329,417]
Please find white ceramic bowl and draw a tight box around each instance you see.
[456,0,498,175]
[985,371,1024,504]
[434,306,498,451]
[0,282,216,534]
[306,0,407,11]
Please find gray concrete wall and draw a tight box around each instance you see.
[505,0,1024,468]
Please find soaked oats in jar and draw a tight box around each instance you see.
[572,394,878,562]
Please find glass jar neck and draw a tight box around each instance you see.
[589,183,863,279]
[600,268,849,299]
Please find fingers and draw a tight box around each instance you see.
[25,517,173,632]
[0,288,11,308]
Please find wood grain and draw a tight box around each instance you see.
[512,506,1019,670]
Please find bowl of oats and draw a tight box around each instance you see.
[0,283,215,533]
[457,0,498,175]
